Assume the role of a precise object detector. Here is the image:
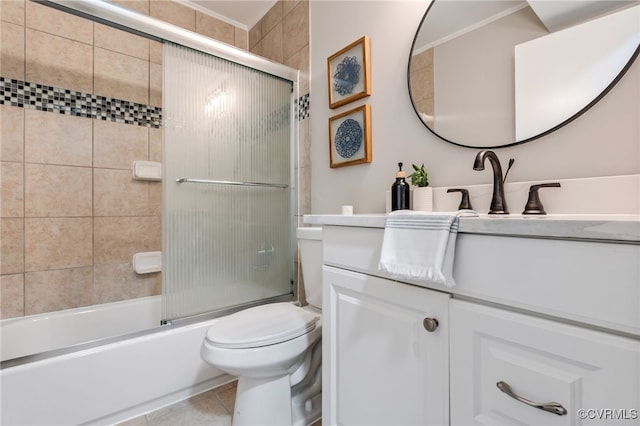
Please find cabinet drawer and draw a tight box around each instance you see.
[322,225,386,277]
[453,234,640,335]
[450,299,640,425]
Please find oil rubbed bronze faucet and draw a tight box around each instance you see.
[473,150,509,214]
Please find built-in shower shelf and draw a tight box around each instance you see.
[133,251,162,274]
[132,161,162,181]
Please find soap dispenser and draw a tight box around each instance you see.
[391,162,410,211]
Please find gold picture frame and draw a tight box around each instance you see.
[327,36,371,109]
[328,104,372,168]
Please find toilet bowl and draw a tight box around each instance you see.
[201,227,323,426]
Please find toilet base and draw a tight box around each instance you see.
[234,374,292,426]
[230,339,322,426]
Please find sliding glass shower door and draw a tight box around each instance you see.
[162,43,295,321]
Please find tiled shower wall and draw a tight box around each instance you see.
[0,0,311,319]
[409,48,434,128]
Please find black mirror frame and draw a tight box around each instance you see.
[407,0,640,149]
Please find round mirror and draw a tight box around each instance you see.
[408,0,640,148]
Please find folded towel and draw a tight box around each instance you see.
[378,210,478,287]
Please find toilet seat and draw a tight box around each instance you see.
[206,303,319,349]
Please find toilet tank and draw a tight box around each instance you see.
[296,227,323,309]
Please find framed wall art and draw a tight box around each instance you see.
[327,36,371,109]
[328,104,371,168]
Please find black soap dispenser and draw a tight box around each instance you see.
[391,162,410,211]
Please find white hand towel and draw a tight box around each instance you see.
[378,210,478,287]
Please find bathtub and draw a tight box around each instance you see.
[0,295,234,425]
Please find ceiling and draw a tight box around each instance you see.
[182,0,278,29]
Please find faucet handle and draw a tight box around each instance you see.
[447,188,473,210]
[522,183,561,215]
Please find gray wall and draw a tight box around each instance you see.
[309,1,639,214]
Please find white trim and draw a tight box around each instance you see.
[177,0,250,31]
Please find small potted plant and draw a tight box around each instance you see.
[408,163,433,211]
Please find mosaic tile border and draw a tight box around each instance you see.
[0,77,162,128]
[297,93,309,120]
[1,76,310,127]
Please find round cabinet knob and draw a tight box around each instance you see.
[423,317,439,332]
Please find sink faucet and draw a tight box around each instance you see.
[473,150,509,214]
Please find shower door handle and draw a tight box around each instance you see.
[177,178,288,189]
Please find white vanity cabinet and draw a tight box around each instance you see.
[450,299,640,425]
[323,265,450,426]
[311,216,640,426]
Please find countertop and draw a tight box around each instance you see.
[304,213,640,243]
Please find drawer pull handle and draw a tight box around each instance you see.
[496,381,567,416]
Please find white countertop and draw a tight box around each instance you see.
[304,213,640,243]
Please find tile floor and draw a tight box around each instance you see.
[117,380,322,426]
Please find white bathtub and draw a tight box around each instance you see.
[0,295,233,425]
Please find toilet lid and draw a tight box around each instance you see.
[205,303,319,349]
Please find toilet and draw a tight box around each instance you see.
[201,227,323,426]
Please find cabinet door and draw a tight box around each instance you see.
[450,299,640,425]
[323,265,450,426]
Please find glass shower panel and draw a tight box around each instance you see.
[162,42,294,321]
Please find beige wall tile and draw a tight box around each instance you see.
[25,1,92,44]
[93,119,148,170]
[283,0,302,17]
[284,44,309,77]
[195,12,234,45]
[297,117,310,169]
[149,183,162,216]
[1,20,25,80]
[146,215,161,250]
[107,0,149,16]
[1,0,25,26]
[1,162,24,217]
[234,27,248,51]
[0,273,24,319]
[261,2,282,35]
[0,105,24,162]
[410,48,433,73]
[94,47,149,105]
[95,23,149,61]
[250,39,264,59]
[24,267,92,314]
[25,217,93,271]
[149,40,162,64]
[149,127,162,162]
[1,218,24,274]
[260,22,283,63]
[411,65,434,102]
[149,62,162,107]
[150,0,195,31]
[24,164,92,217]
[25,29,93,93]
[297,165,311,216]
[249,23,262,50]
[94,263,160,304]
[283,1,308,62]
[25,109,92,166]
[94,216,150,265]
[94,168,149,216]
